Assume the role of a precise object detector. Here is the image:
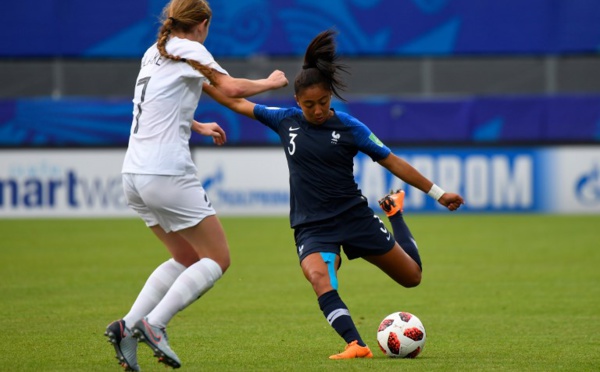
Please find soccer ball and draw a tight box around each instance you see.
[376,311,426,358]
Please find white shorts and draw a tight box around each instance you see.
[122,173,216,233]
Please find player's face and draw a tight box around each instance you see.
[295,84,333,125]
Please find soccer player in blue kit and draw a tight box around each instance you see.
[204,30,464,359]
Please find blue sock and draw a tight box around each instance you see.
[389,213,422,270]
[318,290,365,346]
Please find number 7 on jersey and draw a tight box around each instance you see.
[133,77,151,134]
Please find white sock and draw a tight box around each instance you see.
[122,258,186,327]
[146,258,222,328]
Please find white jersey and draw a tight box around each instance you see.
[122,37,228,175]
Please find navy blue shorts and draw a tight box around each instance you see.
[293,201,396,263]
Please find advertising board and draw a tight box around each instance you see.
[1,147,599,218]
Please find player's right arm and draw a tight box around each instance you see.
[379,154,465,211]
[209,70,288,98]
[203,83,257,119]
[204,82,290,133]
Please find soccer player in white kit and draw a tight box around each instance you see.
[104,0,288,370]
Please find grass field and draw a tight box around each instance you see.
[1,214,599,371]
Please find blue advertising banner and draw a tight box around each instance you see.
[1,95,599,146]
[3,0,600,57]
[356,147,542,213]
[358,146,600,214]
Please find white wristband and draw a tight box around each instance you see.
[427,184,445,201]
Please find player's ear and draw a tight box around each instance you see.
[197,19,209,34]
[294,95,299,106]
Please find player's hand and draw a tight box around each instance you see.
[438,193,465,211]
[268,70,289,89]
[192,120,227,146]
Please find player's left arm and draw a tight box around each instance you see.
[378,153,465,211]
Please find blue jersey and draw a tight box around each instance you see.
[254,104,391,227]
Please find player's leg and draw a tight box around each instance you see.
[121,226,195,327]
[142,173,229,326]
[362,243,422,288]
[146,215,229,327]
[344,197,420,288]
[106,176,189,371]
[378,189,422,270]
[155,214,230,325]
[151,224,201,267]
[300,252,373,359]
[120,177,202,329]
[130,175,226,368]
[118,227,192,324]
[123,229,197,369]
[133,218,227,368]
[176,215,230,273]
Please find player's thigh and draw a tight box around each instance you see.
[176,215,231,273]
[300,252,341,296]
[363,243,421,288]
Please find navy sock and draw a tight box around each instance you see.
[318,290,365,346]
[389,213,422,270]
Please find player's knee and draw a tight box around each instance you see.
[305,269,332,294]
[402,270,422,288]
[218,255,231,274]
[205,249,230,274]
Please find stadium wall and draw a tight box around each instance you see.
[1,146,599,218]
[2,95,600,146]
[4,0,600,57]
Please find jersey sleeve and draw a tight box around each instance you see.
[167,38,228,78]
[253,104,293,132]
[340,112,391,161]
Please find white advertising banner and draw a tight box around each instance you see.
[193,148,290,216]
[542,147,600,213]
[0,149,134,217]
[0,148,291,218]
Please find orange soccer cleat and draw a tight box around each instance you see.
[329,340,374,360]
[378,189,405,217]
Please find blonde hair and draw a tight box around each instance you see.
[156,0,217,85]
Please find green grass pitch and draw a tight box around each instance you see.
[1,214,599,371]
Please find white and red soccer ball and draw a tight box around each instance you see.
[376,311,426,358]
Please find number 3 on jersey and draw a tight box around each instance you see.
[133,76,151,134]
[288,132,298,155]
[288,127,299,155]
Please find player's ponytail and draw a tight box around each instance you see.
[156,0,218,85]
[294,29,349,101]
